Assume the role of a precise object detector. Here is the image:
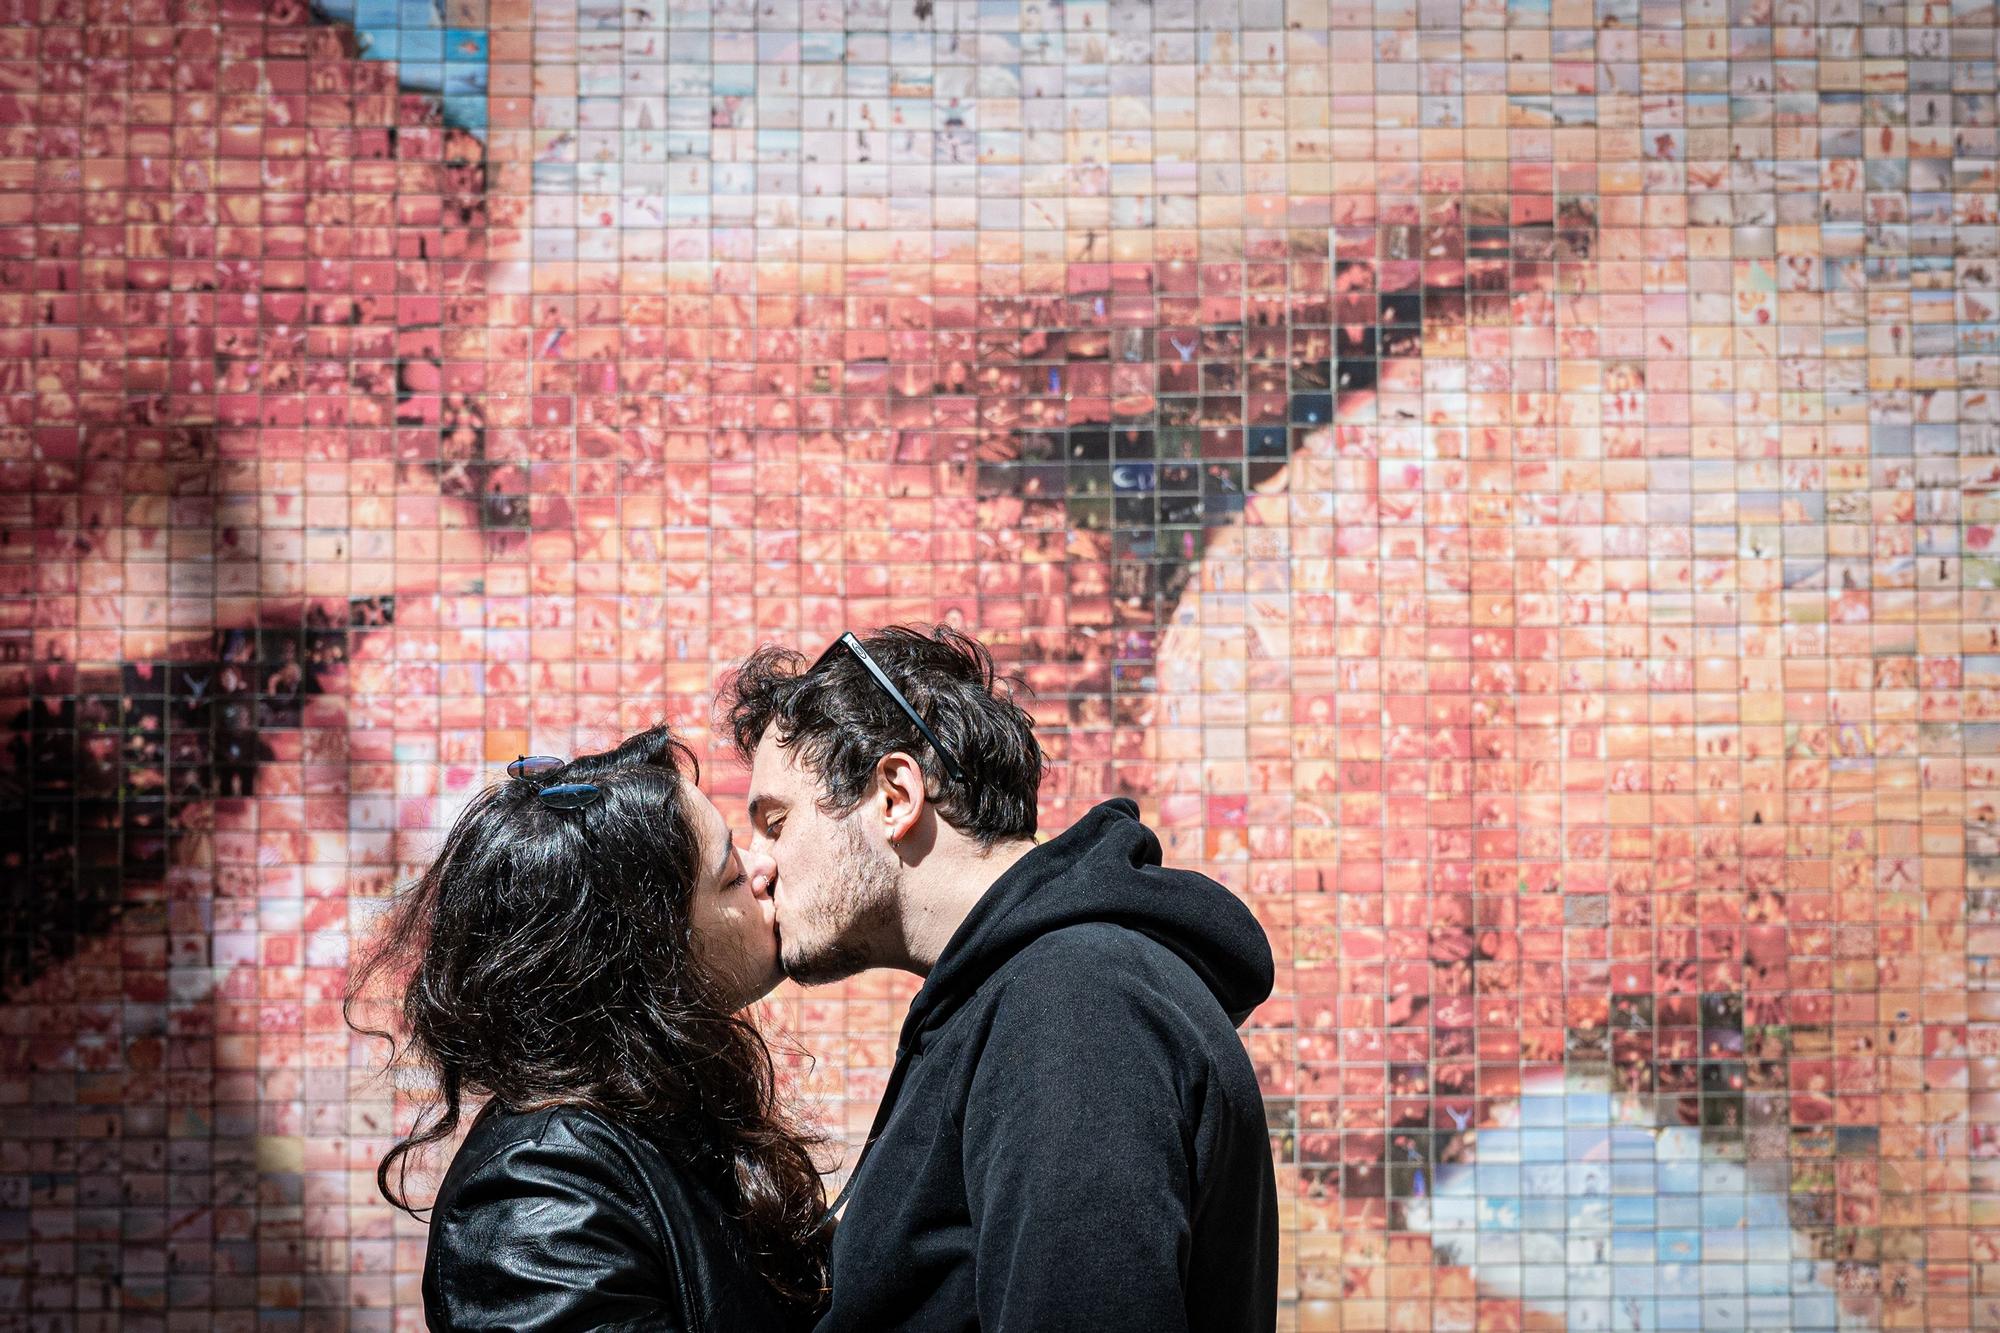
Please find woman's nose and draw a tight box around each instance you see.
[747,847,777,898]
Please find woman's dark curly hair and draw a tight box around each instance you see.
[345,725,830,1307]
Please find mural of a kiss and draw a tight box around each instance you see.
[3,0,1996,1327]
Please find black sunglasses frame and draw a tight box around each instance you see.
[811,632,969,785]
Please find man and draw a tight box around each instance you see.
[723,624,1279,1332]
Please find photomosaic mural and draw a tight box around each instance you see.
[3,0,1997,1327]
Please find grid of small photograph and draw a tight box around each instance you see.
[2,0,1996,1327]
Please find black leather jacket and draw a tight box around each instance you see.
[423,1103,812,1332]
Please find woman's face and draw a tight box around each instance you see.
[683,780,783,1012]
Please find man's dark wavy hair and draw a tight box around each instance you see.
[721,624,1042,847]
[344,726,830,1308]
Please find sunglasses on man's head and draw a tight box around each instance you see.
[810,632,969,785]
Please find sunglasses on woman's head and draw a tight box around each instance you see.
[810,632,969,785]
[507,754,602,809]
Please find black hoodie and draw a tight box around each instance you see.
[814,799,1279,1333]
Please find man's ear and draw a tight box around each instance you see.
[875,751,927,844]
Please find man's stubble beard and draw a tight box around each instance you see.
[780,814,902,988]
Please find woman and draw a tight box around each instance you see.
[348,727,829,1330]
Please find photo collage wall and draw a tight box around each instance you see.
[3,0,1997,1327]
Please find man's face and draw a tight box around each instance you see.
[745,727,900,986]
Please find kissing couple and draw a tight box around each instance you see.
[353,625,1280,1331]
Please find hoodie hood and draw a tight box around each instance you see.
[901,799,1275,1042]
